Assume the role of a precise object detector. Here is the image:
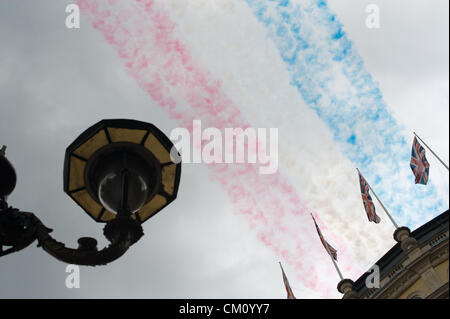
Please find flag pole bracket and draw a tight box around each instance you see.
[393,226,418,253]
[337,279,358,299]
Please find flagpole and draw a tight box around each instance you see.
[414,132,449,171]
[278,261,296,299]
[278,261,295,279]
[357,168,399,229]
[278,261,285,276]
[310,213,344,281]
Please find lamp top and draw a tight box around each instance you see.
[63,119,181,223]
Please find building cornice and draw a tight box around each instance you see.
[352,210,449,299]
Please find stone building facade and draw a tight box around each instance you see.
[338,210,449,299]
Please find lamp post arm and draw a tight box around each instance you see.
[35,215,144,266]
[0,208,41,257]
[0,209,39,257]
[1,146,145,266]
[0,206,144,266]
[36,228,131,266]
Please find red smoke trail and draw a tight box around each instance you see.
[78,0,360,297]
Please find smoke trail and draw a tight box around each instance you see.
[77,0,361,297]
[244,0,447,228]
[158,0,395,275]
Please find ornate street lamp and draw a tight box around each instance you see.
[0,119,181,266]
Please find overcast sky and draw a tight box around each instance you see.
[0,0,448,299]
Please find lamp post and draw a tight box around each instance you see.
[0,119,181,266]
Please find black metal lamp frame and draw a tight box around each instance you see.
[0,145,144,266]
[0,119,181,266]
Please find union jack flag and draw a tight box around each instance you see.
[358,172,381,223]
[279,262,296,299]
[311,214,338,261]
[410,136,430,185]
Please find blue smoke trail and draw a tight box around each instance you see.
[244,0,446,227]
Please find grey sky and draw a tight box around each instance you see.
[0,0,448,298]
